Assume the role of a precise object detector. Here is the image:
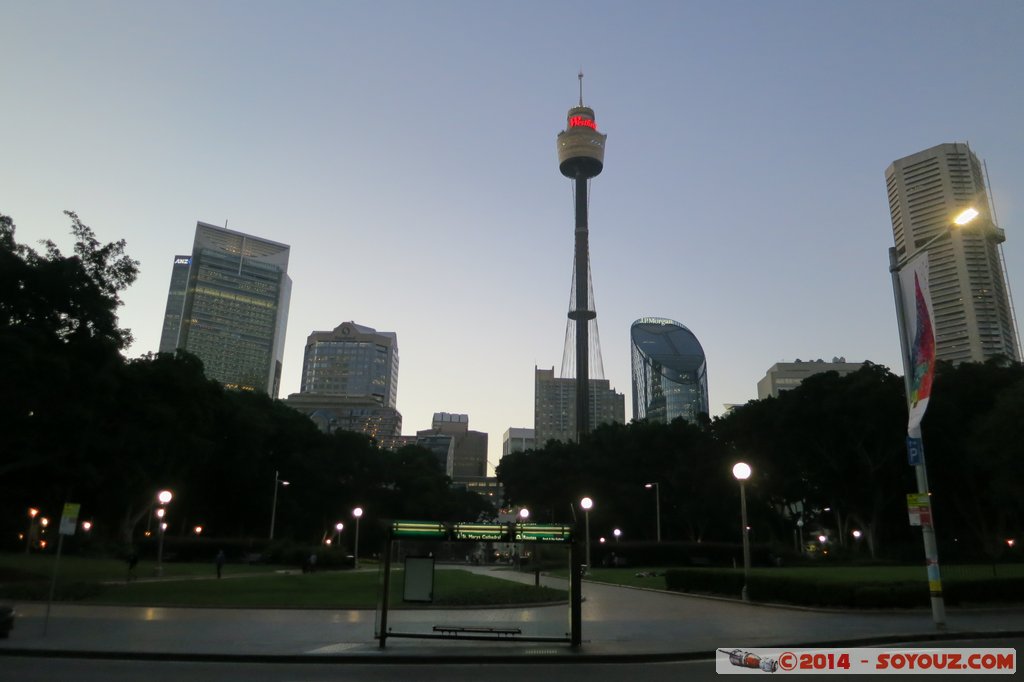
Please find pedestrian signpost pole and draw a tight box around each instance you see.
[44,502,80,636]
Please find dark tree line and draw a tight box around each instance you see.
[500,361,1024,563]
[0,212,492,553]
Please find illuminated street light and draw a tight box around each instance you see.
[156,490,172,577]
[732,462,752,602]
[269,470,290,540]
[353,507,363,569]
[644,483,661,542]
[82,521,93,532]
[889,205,980,630]
[25,507,40,554]
[193,526,203,535]
[580,497,594,572]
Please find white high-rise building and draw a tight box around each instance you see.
[885,143,1020,364]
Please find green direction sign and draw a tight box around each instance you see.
[391,521,446,539]
[453,523,509,541]
[516,524,573,543]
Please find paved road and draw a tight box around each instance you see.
[2,639,1021,682]
[1,565,1022,661]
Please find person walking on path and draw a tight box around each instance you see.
[125,549,139,582]
[215,550,226,579]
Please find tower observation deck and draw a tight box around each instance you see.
[557,73,607,442]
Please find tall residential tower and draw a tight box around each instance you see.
[885,143,1020,363]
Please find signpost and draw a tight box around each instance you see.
[44,503,80,635]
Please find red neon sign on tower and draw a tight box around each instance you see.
[569,116,597,130]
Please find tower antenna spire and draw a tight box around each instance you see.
[578,69,584,106]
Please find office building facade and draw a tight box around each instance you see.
[534,367,625,445]
[502,428,536,456]
[757,358,866,400]
[886,143,1020,364]
[160,222,291,396]
[630,318,709,424]
[416,413,488,481]
[286,322,401,439]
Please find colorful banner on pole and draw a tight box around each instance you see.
[900,251,936,438]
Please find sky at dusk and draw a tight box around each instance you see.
[3,1,1023,470]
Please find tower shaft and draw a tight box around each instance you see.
[573,175,592,439]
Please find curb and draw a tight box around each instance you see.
[2,630,1023,665]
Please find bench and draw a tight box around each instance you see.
[432,625,522,639]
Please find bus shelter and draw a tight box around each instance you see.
[376,520,583,648]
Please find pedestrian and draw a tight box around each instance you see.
[126,548,139,582]
[215,550,226,579]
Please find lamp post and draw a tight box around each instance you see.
[889,206,979,629]
[25,507,39,554]
[732,462,751,602]
[612,528,621,542]
[352,507,363,569]
[580,497,593,572]
[156,489,172,577]
[644,483,661,542]
[334,522,344,547]
[518,508,529,570]
[269,471,290,540]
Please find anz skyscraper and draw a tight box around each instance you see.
[158,222,292,397]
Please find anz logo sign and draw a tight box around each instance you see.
[174,257,192,265]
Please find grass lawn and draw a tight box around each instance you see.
[552,563,1024,590]
[0,554,566,608]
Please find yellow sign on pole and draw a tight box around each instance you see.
[906,493,932,527]
[59,503,81,536]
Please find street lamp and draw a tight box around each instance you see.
[269,471,290,540]
[612,528,621,542]
[352,507,363,569]
[517,508,530,570]
[888,205,980,629]
[334,522,344,547]
[732,462,752,602]
[644,483,661,542]
[25,507,39,554]
[580,497,593,572]
[156,490,172,577]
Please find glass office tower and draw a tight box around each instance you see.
[630,318,709,424]
[162,222,291,396]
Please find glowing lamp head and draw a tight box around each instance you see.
[818,535,827,543]
[353,507,363,519]
[335,522,344,532]
[613,528,622,538]
[158,490,173,505]
[732,462,752,481]
[852,530,862,539]
[193,526,203,535]
[28,507,39,518]
[580,497,593,511]
[519,508,530,521]
[954,207,980,226]
[40,517,49,527]
[82,521,93,532]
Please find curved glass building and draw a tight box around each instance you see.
[630,318,709,424]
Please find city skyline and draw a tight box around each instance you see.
[3,2,1023,468]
